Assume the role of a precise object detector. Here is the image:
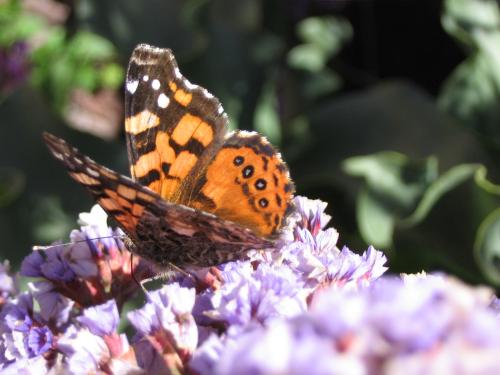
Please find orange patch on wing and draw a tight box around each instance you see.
[174,89,192,107]
[155,132,175,164]
[133,151,160,178]
[117,184,136,201]
[168,80,192,106]
[125,111,160,135]
[169,151,198,179]
[196,146,293,237]
[172,114,201,145]
[137,191,155,203]
[69,172,100,186]
[160,179,180,200]
[193,121,214,147]
[132,203,146,218]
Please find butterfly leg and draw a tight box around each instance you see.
[138,263,194,293]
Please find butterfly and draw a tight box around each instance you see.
[43,44,294,269]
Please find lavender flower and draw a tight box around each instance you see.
[128,283,197,373]
[0,261,17,305]
[0,292,54,370]
[58,300,138,374]
[280,197,388,288]
[77,299,119,336]
[208,262,307,326]
[192,274,500,374]
[20,205,151,307]
[3,196,500,373]
[0,42,29,94]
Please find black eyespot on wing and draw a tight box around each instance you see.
[255,178,266,190]
[234,156,244,166]
[258,198,269,208]
[242,165,254,178]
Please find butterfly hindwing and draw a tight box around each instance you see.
[43,132,273,267]
[191,131,295,237]
[125,44,228,204]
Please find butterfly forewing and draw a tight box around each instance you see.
[43,132,273,267]
[125,44,228,204]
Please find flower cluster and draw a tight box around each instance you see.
[0,197,499,374]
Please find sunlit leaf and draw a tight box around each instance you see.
[357,187,395,248]
[344,152,480,246]
[400,163,480,227]
[439,0,500,148]
[343,152,437,215]
[32,197,74,243]
[287,44,326,72]
[297,16,352,55]
[254,82,281,144]
[474,207,500,285]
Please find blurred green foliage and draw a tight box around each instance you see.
[2,0,500,289]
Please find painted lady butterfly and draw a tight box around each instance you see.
[44,44,294,268]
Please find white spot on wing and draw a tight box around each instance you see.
[184,80,197,90]
[126,80,139,94]
[143,75,149,82]
[86,168,100,178]
[174,67,182,78]
[157,93,170,108]
[202,88,214,98]
[52,151,63,160]
[152,79,161,90]
[218,105,224,115]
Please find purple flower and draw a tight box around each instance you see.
[0,42,29,94]
[209,262,306,326]
[0,261,17,302]
[77,300,119,336]
[73,205,124,258]
[26,327,52,357]
[0,293,54,363]
[129,283,197,350]
[57,325,110,374]
[293,196,331,235]
[57,324,135,374]
[20,245,76,282]
[128,283,197,373]
[191,321,362,375]
[29,281,73,327]
[0,356,48,374]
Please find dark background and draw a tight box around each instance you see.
[2,0,500,287]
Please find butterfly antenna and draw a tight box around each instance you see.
[32,235,127,251]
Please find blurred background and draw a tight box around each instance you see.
[1,0,500,288]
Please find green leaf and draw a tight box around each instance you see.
[296,16,352,55]
[439,0,500,148]
[67,31,116,61]
[357,187,395,248]
[0,2,45,46]
[99,63,125,89]
[400,163,480,227]
[344,152,480,246]
[343,152,437,214]
[254,82,281,144]
[475,165,500,195]
[287,44,327,72]
[474,207,500,285]
[32,197,74,243]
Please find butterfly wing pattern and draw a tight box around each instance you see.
[44,44,294,269]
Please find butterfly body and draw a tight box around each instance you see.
[44,44,294,268]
